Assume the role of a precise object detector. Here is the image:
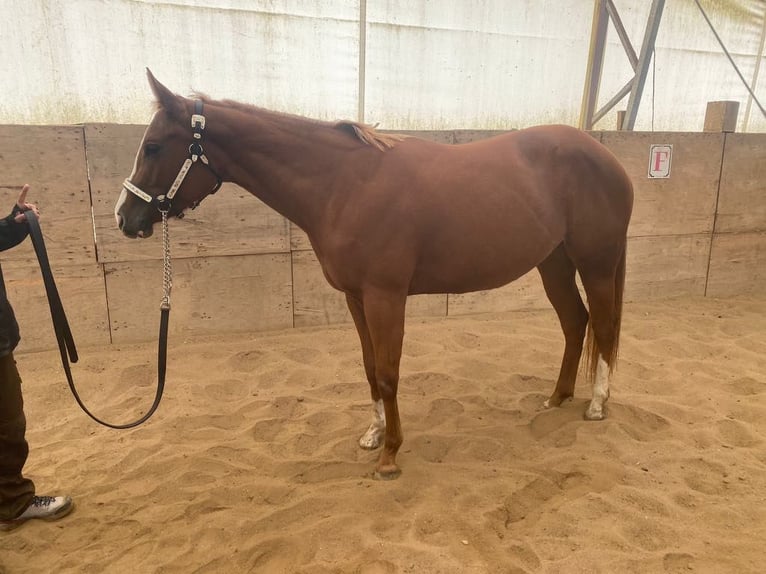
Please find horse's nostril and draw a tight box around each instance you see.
[116,213,124,230]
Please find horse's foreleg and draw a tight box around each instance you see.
[537,244,589,409]
[345,293,385,449]
[362,289,407,480]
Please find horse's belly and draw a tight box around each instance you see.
[408,239,555,295]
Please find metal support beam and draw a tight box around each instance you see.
[358,0,367,123]
[579,0,609,130]
[579,0,665,131]
[744,6,766,130]
[622,0,665,130]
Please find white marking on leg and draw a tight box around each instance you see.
[585,356,610,420]
[359,399,386,449]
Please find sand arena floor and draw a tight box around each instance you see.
[1,296,764,573]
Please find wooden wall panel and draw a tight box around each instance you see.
[0,125,94,266]
[452,130,511,144]
[707,232,766,297]
[715,133,766,234]
[448,233,710,316]
[85,124,289,263]
[0,124,760,351]
[105,253,293,343]
[625,234,710,300]
[447,272,548,316]
[5,261,110,352]
[290,223,312,252]
[601,132,722,237]
[291,250,347,326]
[292,249,446,328]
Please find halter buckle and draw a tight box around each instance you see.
[191,114,205,130]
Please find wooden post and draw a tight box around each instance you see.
[703,101,739,132]
[616,110,626,130]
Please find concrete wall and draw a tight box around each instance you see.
[0,125,763,352]
[2,1,765,132]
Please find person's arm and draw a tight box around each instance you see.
[0,184,40,252]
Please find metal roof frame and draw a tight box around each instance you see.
[579,0,665,131]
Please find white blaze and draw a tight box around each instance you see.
[114,112,157,224]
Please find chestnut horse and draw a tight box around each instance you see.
[115,70,633,479]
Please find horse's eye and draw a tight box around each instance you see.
[144,143,161,156]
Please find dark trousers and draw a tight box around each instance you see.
[0,352,35,520]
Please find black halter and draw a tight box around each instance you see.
[122,100,223,215]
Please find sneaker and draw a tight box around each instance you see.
[0,495,74,531]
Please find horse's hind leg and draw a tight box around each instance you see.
[345,294,385,449]
[537,244,589,409]
[577,244,627,421]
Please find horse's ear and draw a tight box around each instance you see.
[146,68,185,119]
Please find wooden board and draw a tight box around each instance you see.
[290,223,312,252]
[0,125,95,267]
[448,233,711,316]
[625,234,710,300]
[105,253,293,343]
[85,124,290,263]
[601,132,723,237]
[447,272,548,316]
[4,261,110,352]
[291,249,446,327]
[0,124,760,352]
[453,129,512,144]
[715,133,766,234]
[706,232,766,297]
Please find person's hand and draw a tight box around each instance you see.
[13,184,40,223]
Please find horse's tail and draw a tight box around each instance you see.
[584,242,627,383]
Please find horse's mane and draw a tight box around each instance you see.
[178,93,404,151]
[334,120,404,151]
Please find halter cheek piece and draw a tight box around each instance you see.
[122,100,223,215]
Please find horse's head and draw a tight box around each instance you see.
[115,69,222,238]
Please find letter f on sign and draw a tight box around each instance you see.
[648,144,673,178]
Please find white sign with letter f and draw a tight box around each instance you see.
[648,144,673,178]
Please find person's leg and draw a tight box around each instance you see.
[0,352,35,520]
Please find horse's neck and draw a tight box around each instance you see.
[208,108,348,234]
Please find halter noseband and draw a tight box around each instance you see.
[122,100,223,214]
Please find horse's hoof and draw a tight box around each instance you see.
[359,423,385,450]
[373,465,401,481]
[543,394,572,409]
[359,433,383,450]
[584,405,607,421]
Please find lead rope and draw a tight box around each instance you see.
[27,209,169,429]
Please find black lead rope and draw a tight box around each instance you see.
[26,210,167,429]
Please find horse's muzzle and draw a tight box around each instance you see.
[117,213,154,239]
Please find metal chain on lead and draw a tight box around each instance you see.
[160,208,172,310]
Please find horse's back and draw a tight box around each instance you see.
[326,124,633,295]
